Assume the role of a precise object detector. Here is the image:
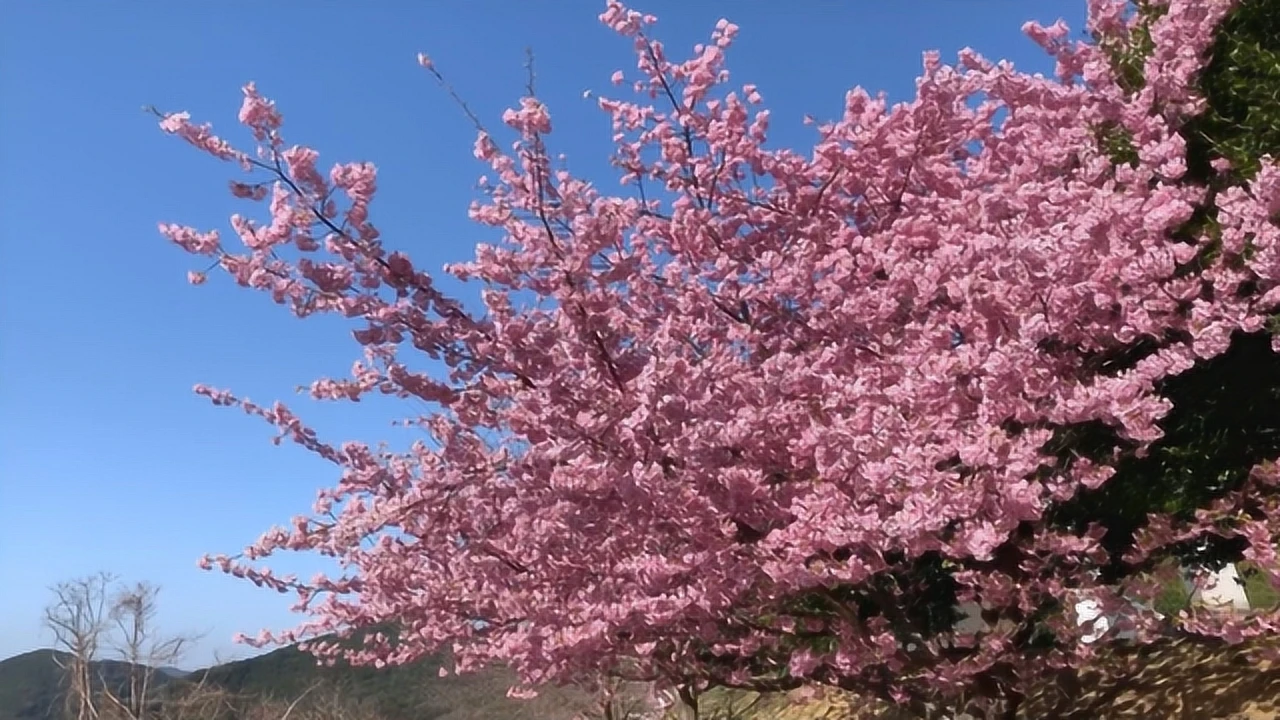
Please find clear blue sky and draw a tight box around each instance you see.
[0,1,1084,669]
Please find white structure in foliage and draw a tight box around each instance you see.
[1189,563,1252,612]
[1072,598,1111,644]
[952,565,1256,648]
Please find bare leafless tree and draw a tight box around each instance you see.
[45,573,116,720]
[43,574,202,720]
[42,573,395,720]
[99,581,193,720]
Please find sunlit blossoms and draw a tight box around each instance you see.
[156,0,1279,713]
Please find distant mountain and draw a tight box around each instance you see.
[0,640,599,720]
[0,650,62,720]
[192,641,598,720]
[0,649,178,720]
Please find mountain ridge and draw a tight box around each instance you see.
[0,641,600,720]
[0,649,184,720]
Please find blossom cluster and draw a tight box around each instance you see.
[157,0,1279,707]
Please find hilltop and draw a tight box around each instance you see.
[0,641,597,720]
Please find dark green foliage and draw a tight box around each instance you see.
[1095,123,1140,168]
[1046,0,1280,585]
[1150,560,1194,617]
[1093,1,1163,94]
[1241,560,1280,609]
[1184,0,1280,181]
[1050,332,1280,572]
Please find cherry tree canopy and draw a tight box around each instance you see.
[156,0,1280,713]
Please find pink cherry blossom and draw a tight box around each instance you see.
[156,0,1280,713]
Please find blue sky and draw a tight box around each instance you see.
[0,1,1084,668]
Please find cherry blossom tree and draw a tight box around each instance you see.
[153,0,1280,717]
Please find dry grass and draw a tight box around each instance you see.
[692,636,1280,720]
[1021,636,1280,719]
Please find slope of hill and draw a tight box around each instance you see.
[193,642,598,720]
[0,649,177,720]
[0,650,63,720]
[0,641,599,720]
